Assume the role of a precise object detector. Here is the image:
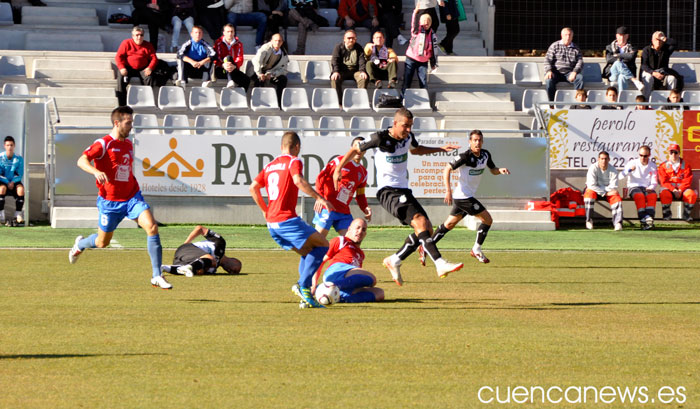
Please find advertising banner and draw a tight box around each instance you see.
[682,111,700,169]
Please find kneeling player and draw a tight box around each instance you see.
[425,130,510,264]
[313,218,384,303]
[162,225,242,276]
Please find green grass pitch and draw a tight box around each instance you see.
[0,225,698,408]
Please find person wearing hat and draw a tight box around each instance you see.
[640,31,683,99]
[657,144,697,221]
[603,26,644,92]
[544,27,584,103]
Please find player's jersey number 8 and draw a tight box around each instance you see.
[267,172,280,200]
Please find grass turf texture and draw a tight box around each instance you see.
[1,244,698,408]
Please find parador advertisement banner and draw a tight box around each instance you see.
[546,109,685,169]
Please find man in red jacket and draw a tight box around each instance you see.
[212,23,251,90]
[658,143,697,221]
[115,26,158,106]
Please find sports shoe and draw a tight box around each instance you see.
[226,80,235,88]
[292,284,324,308]
[642,215,654,230]
[68,235,84,264]
[151,275,173,289]
[15,211,23,224]
[160,265,172,274]
[435,258,463,278]
[470,249,490,263]
[383,255,403,286]
[585,221,593,230]
[201,81,212,88]
[177,264,194,277]
[614,222,623,231]
[631,77,644,91]
[417,244,426,266]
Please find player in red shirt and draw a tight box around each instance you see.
[312,218,384,303]
[314,137,372,238]
[68,106,171,289]
[250,131,334,308]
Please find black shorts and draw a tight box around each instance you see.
[0,182,23,198]
[450,197,487,217]
[377,187,428,226]
[173,243,207,265]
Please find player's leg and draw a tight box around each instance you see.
[327,265,382,303]
[312,208,332,238]
[682,189,698,221]
[659,188,673,220]
[410,212,463,278]
[177,254,216,277]
[129,193,170,289]
[69,197,122,263]
[583,189,598,229]
[0,183,6,224]
[13,183,25,223]
[470,208,493,263]
[332,212,354,237]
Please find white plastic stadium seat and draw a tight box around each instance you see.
[650,90,671,105]
[682,90,700,109]
[158,86,187,111]
[617,90,640,110]
[671,63,697,84]
[288,116,316,136]
[257,115,284,137]
[286,59,303,84]
[403,88,431,114]
[133,113,159,134]
[554,89,576,109]
[250,87,279,112]
[189,86,218,110]
[281,87,310,112]
[372,88,401,113]
[317,8,339,31]
[380,116,393,129]
[225,115,253,136]
[0,56,25,76]
[194,115,222,135]
[412,117,440,138]
[349,116,375,138]
[305,61,331,85]
[220,87,248,112]
[319,116,346,137]
[2,83,29,95]
[163,114,190,134]
[342,88,371,113]
[513,62,541,85]
[0,2,13,25]
[311,87,340,113]
[521,89,548,114]
[586,90,607,110]
[127,85,156,108]
[582,63,603,83]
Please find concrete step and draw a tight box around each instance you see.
[51,206,138,228]
[57,115,112,127]
[33,65,114,80]
[435,91,514,112]
[441,119,523,137]
[37,86,115,97]
[22,15,100,25]
[430,73,504,84]
[465,210,556,231]
[25,32,104,52]
[53,96,118,109]
[22,6,97,17]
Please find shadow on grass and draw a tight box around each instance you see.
[551,301,700,306]
[0,353,167,360]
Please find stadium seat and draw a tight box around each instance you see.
[281,87,310,112]
[220,87,249,112]
[349,116,376,138]
[380,116,392,129]
[682,90,700,109]
[288,116,316,136]
[319,116,346,137]
[194,115,222,135]
[586,90,607,109]
[413,117,440,138]
[582,63,603,83]
[0,2,13,25]
[2,83,29,95]
[617,90,640,109]
[305,61,331,85]
[513,62,541,85]
[554,89,576,109]
[158,86,188,111]
[372,88,401,113]
[317,9,339,31]
[312,87,340,112]
[250,87,280,111]
[287,59,303,84]
[189,86,218,110]
[403,88,432,114]
[650,90,671,105]
[106,4,133,28]
[0,56,25,77]
[133,113,159,134]
[257,115,284,136]
[671,63,697,84]
[127,85,156,108]
[342,88,371,112]
[163,114,190,134]
[243,60,255,77]
[225,115,253,136]
[521,89,549,114]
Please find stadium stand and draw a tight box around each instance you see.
[220,87,249,112]
[189,87,219,111]
[581,63,603,84]
[2,82,29,95]
[554,89,576,109]
[682,90,700,109]
[513,62,541,85]
[413,116,440,138]
[163,113,190,134]
[650,90,671,104]
[0,3,13,26]
[194,114,222,135]
[586,90,607,109]
[617,90,640,108]
[0,56,25,77]
[250,87,280,112]
[402,88,432,114]
[349,116,375,138]
[288,115,316,136]
[304,60,331,85]
[342,88,372,113]
[127,85,156,109]
[257,115,284,137]
[158,86,188,111]
[281,87,311,112]
[671,63,697,85]
[225,115,254,136]
[521,89,548,114]
[319,116,346,137]
[133,113,159,134]
[311,87,340,113]
[372,88,401,113]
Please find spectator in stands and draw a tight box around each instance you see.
[662,88,688,110]
[197,0,228,40]
[287,0,329,55]
[658,143,697,221]
[331,30,368,102]
[213,23,251,90]
[603,26,644,92]
[402,11,437,96]
[544,27,584,103]
[377,0,404,48]
[364,30,397,89]
[413,0,438,33]
[635,94,651,110]
[115,26,158,107]
[175,25,217,88]
[225,0,267,50]
[337,0,379,35]
[256,0,286,44]
[132,0,170,52]
[437,0,459,56]
[601,86,622,110]
[640,31,683,98]
[250,33,289,106]
[569,89,591,109]
[169,0,196,53]
[584,151,623,231]
[621,145,658,230]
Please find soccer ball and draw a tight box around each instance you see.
[314,282,340,305]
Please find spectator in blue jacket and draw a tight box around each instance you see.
[174,25,217,87]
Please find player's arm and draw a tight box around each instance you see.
[355,188,372,221]
[293,173,335,213]
[443,164,454,205]
[184,225,209,244]
[490,167,510,175]
[410,143,460,155]
[77,153,108,184]
[249,179,268,218]
[332,146,361,190]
